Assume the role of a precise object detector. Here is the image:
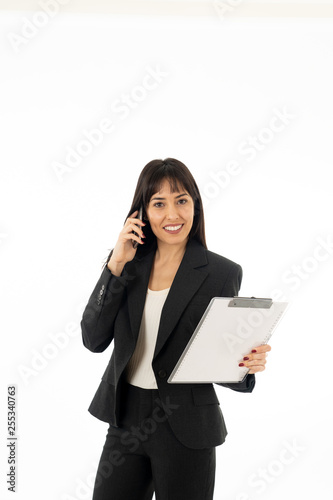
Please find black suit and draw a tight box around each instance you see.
[81,237,255,451]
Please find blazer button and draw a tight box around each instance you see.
[158,369,167,379]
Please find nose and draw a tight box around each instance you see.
[166,206,179,220]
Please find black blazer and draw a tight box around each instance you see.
[81,237,255,449]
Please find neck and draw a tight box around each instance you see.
[154,238,188,264]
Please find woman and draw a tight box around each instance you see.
[80,158,271,500]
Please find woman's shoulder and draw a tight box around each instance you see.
[205,247,242,271]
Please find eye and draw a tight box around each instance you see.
[153,199,188,208]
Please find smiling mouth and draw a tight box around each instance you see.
[163,224,184,233]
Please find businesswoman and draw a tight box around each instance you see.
[80,158,271,500]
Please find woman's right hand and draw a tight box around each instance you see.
[108,210,146,269]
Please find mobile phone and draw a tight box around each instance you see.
[132,206,143,248]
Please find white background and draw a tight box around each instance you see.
[1,2,333,499]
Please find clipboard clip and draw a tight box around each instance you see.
[228,297,273,309]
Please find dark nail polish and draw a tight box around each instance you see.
[251,349,257,353]
[243,357,249,361]
[239,363,244,367]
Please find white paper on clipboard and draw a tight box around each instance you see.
[168,297,288,384]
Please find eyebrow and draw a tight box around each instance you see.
[150,193,189,201]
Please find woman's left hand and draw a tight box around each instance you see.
[239,344,272,374]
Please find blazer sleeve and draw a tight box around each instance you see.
[80,260,129,353]
[215,263,256,393]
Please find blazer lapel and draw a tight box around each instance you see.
[125,245,155,348]
[125,238,209,359]
[154,239,209,359]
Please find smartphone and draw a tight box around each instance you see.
[132,206,143,248]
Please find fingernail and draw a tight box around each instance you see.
[251,349,257,353]
[243,357,249,360]
[239,363,244,367]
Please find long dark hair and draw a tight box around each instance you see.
[102,158,207,269]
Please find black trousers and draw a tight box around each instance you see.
[92,382,216,500]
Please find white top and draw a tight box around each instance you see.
[125,287,170,389]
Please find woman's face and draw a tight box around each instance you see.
[146,179,195,247]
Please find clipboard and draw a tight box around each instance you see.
[168,297,288,384]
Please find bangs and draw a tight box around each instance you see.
[143,167,192,208]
